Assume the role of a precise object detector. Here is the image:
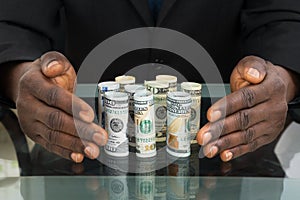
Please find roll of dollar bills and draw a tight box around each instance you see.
[98,81,120,128]
[104,91,129,157]
[181,82,202,144]
[156,75,177,92]
[115,75,136,92]
[134,90,156,158]
[145,81,169,143]
[124,84,146,148]
[167,91,192,157]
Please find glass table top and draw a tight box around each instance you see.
[1,84,300,199]
[1,176,300,200]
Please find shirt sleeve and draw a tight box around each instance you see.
[0,0,64,65]
[241,0,300,74]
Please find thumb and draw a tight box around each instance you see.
[40,51,73,78]
[230,56,267,91]
[40,51,76,92]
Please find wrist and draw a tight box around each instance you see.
[0,61,32,103]
[276,66,300,102]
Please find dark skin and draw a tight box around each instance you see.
[0,51,108,163]
[0,52,298,163]
[197,56,299,162]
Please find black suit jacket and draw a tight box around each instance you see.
[0,0,300,82]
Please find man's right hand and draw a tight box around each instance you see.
[7,51,108,163]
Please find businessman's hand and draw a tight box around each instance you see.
[197,56,299,161]
[9,51,108,163]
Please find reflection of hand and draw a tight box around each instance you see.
[197,56,299,162]
[13,51,107,163]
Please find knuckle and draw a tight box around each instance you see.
[240,88,256,108]
[238,110,250,130]
[217,137,231,150]
[47,129,59,144]
[47,111,63,129]
[46,87,59,106]
[271,77,286,93]
[243,128,255,144]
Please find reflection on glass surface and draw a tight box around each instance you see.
[0,178,23,200]
[0,176,295,200]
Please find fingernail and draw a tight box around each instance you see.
[225,151,233,161]
[47,60,59,68]
[84,146,94,158]
[209,146,218,158]
[210,110,221,121]
[247,68,260,79]
[93,133,107,146]
[79,110,94,122]
[71,153,83,163]
[202,132,212,145]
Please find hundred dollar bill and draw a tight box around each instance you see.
[181,82,202,144]
[134,90,156,158]
[98,81,120,128]
[156,75,177,92]
[166,91,192,157]
[145,81,169,143]
[115,75,136,92]
[124,84,146,148]
[104,91,129,157]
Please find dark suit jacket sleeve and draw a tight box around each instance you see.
[242,0,300,122]
[0,0,63,65]
[242,0,300,74]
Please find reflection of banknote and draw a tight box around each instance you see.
[104,91,129,157]
[181,82,202,144]
[167,156,190,199]
[135,172,155,200]
[166,92,192,157]
[134,90,156,158]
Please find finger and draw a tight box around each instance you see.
[34,99,107,145]
[34,121,84,152]
[207,84,269,122]
[219,135,271,162]
[40,51,73,78]
[198,103,268,145]
[202,121,268,158]
[35,135,84,163]
[230,56,267,91]
[83,142,100,159]
[21,70,94,123]
[34,122,100,159]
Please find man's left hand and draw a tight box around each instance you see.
[197,56,299,161]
